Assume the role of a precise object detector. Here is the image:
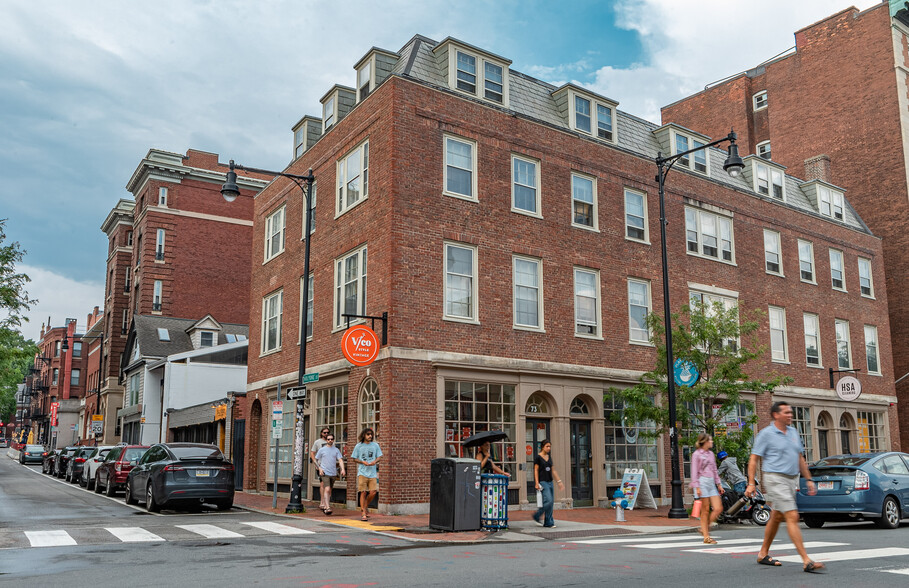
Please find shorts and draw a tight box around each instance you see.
[697,476,719,498]
[320,475,337,486]
[762,471,799,513]
[357,476,379,492]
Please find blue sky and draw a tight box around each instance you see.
[0,0,879,341]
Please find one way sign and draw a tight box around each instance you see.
[286,386,307,400]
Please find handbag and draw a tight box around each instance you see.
[691,491,702,518]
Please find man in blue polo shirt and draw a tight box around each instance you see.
[746,401,824,573]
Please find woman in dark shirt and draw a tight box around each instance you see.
[475,440,510,476]
[532,439,564,528]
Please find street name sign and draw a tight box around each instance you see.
[286,386,307,400]
[302,373,319,384]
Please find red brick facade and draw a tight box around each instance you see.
[662,3,908,450]
[245,53,894,513]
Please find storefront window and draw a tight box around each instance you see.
[444,380,516,475]
[268,396,300,480]
[604,393,658,480]
[317,385,349,451]
[857,411,883,453]
[792,406,813,459]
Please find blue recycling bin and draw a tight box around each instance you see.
[480,474,509,530]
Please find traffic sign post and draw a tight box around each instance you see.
[286,386,307,400]
[91,415,104,436]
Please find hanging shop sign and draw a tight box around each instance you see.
[673,358,700,388]
[835,376,862,401]
[342,325,381,366]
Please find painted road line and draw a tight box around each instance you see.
[571,535,715,545]
[24,530,77,547]
[630,538,763,549]
[241,521,315,535]
[327,519,404,532]
[776,547,909,564]
[882,568,909,576]
[105,527,165,542]
[686,541,847,554]
[176,524,245,539]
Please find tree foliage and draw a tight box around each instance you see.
[0,328,37,424]
[608,299,792,464]
[1,218,36,330]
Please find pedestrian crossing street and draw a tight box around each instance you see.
[570,534,909,576]
[4,521,316,549]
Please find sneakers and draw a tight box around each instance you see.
[543,524,557,528]
[532,513,543,526]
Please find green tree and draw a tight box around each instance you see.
[1,218,36,330]
[608,299,792,464]
[0,329,37,424]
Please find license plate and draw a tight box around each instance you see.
[195,470,210,477]
[817,481,834,490]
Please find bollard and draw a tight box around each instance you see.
[610,489,629,522]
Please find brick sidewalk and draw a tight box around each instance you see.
[233,491,700,542]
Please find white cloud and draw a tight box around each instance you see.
[555,0,883,122]
[17,265,104,342]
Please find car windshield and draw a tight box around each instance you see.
[25,445,43,451]
[171,446,224,460]
[123,448,147,461]
[813,456,872,467]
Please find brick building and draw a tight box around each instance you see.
[241,34,897,513]
[99,149,269,444]
[30,318,87,449]
[78,306,104,444]
[662,1,909,450]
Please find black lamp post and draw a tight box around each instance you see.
[655,130,744,519]
[221,160,315,514]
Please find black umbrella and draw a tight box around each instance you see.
[461,430,508,448]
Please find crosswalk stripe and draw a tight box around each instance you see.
[571,535,713,545]
[24,530,77,547]
[630,538,764,549]
[241,521,315,535]
[882,568,909,576]
[776,547,909,563]
[685,541,846,554]
[176,524,245,539]
[105,527,165,542]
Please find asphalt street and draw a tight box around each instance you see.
[2,455,908,587]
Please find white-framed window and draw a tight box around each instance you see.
[792,406,813,459]
[764,229,782,275]
[264,205,286,261]
[200,331,214,347]
[624,188,648,242]
[335,245,368,329]
[124,267,131,292]
[302,181,316,238]
[829,248,845,291]
[568,91,616,142]
[858,257,874,298]
[446,46,509,106]
[126,231,133,247]
[817,185,844,220]
[153,280,162,312]
[456,50,477,94]
[513,255,542,330]
[317,385,349,451]
[294,126,306,159]
[754,162,784,200]
[768,306,788,363]
[864,325,880,375]
[358,61,372,101]
[835,319,851,369]
[804,313,821,367]
[753,90,768,110]
[155,228,165,261]
[337,140,369,215]
[158,187,168,206]
[798,240,815,283]
[628,278,652,344]
[444,242,478,322]
[574,267,601,338]
[571,172,597,230]
[128,373,139,405]
[323,96,335,130]
[359,379,380,438]
[674,132,708,174]
[596,103,614,141]
[122,309,129,335]
[757,141,771,160]
[689,288,739,351]
[574,95,592,134]
[262,289,283,354]
[299,273,314,341]
[484,61,504,103]
[443,135,477,201]
[511,154,541,216]
[857,411,884,453]
[685,207,733,262]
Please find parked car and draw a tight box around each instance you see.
[65,447,94,483]
[80,445,116,490]
[0,438,9,448]
[42,448,62,474]
[94,445,150,496]
[798,452,909,529]
[124,443,234,512]
[19,444,46,464]
[54,446,79,478]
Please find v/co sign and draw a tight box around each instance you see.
[342,325,381,367]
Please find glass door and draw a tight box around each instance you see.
[570,420,593,506]
[525,418,550,497]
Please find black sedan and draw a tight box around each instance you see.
[124,443,234,512]
[19,444,46,464]
[54,446,79,478]
[42,448,62,474]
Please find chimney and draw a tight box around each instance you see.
[804,155,832,183]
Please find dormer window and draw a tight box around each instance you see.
[358,62,371,101]
[596,104,613,141]
[757,141,771,160]
[323,96,335,130]
[200,331,214,347]
[818,185,844,220]
[484,62,503,103]
[675,133,707,174]
[436,39,511,107]
[753,91,768,111]
[754,161,784,200]
[574,96,591,133]
[294,127,305,159]
[556,85,618,144]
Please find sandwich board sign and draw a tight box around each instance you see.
[619,468,658,510]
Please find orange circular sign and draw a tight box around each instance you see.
[341,325,381,366]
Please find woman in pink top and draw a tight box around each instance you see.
[690,433,724,543]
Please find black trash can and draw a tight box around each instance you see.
[429,457,482,531]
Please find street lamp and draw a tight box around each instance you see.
[655,130,744,519]
[221,159,315,514]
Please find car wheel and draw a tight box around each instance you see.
[146,484,161,513]
[752,507,771,526]
[875,496,901,529]
[124,481,138,505]
[79,474,87,488]
[803,515,825,528]
[216,500,233,511]
[105,479,117,497]
[93,474,102,494]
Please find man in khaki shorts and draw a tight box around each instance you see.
[350,428,382,521]
[746,401,824,573]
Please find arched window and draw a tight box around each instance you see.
[525,392,549,415]
[360,379,380,439]
[839,413,854,455]
[569,397,590,416]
